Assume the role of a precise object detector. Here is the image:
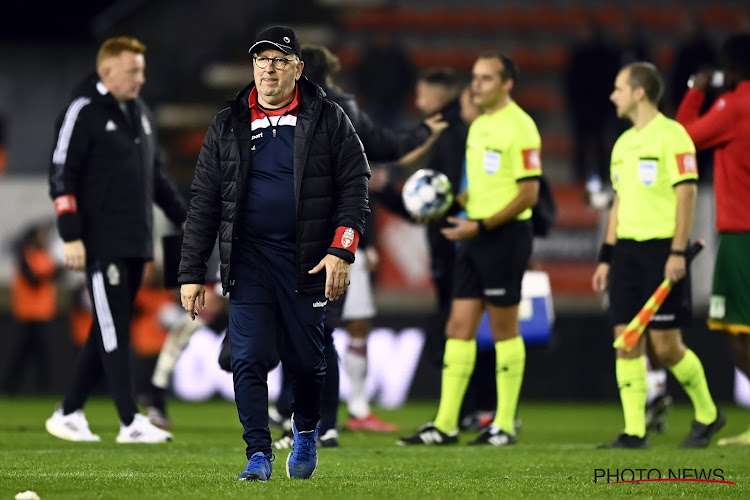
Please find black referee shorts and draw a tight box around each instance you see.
[452,219,533,306]
[609,238,692,329]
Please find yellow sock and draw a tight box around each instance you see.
[492,336,525,434]
[433,338,476,434]
[669,349,717,424]
[616,357,647,438]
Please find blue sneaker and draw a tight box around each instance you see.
[286,420,318,479]
[238,451,274,481]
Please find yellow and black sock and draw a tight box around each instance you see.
[616,357,647,438]
[492,336,526,434]
[433,338,476,434]
[669,349,717,425]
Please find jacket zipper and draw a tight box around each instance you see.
[228,120,244,289]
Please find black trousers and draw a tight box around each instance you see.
[62,258,144,425]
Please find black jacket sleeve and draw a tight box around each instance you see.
[151,120,188,227]
[146,105,187,226]
[178,116,224,285]
[48,100,92,242]
[327,102,371,252]
[353,108,430,163]
[333,90,429,163]
[425,126,467,192]
[154,155,188,228]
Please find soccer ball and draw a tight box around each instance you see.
[401,168,454,222]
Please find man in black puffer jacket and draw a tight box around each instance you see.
[178,26,369,482]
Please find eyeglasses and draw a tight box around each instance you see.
[253,56,296,70]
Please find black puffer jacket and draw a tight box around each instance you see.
[178,77,370,295]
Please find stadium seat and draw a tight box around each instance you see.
[536,260,599,296]
[509,46,537,72]
[514,87,565,114]
[545,183,600,229]
[699,5,746,30]
[340,7,398,32]
[652,43,675,72]
[527,5,557,32]
[391,6,434,31]
[527,5,585,33]
[634,5,684,32]
[555,5,590,32]
[481,6,528,31]
[453,7,494,32]
[539,132,573,159]
[407,47,474,71]
[426,6,466,31]
[507,46,568,74]
[331,46,361,71]
[593,4,623,32]
[539,46,570,72]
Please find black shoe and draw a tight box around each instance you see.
[470,425,516,446]
[680,408,726,448]
[396,422,458,445]
[598,433,649,449]
[318,428,339,448]
[645,394,673,434]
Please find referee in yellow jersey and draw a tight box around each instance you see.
[592,62,724,448]
[399,51,540,446]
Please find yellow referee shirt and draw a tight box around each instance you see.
[465,101,542,220]
[610,113,698,240]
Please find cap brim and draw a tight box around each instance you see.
[249,41,294,55]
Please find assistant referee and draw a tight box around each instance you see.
[592,62,724,449]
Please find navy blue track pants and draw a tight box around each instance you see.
[229,247,326,458]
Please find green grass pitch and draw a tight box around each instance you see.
[1,397,749,499]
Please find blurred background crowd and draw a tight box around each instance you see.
[1,0,748,406]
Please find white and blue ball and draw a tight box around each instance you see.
[401,168,454,222]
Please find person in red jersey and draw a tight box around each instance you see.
[676,32,750,446]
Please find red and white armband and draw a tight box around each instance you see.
[327,226,360,263]
[54,195,82,241]
[54,195,77,215]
